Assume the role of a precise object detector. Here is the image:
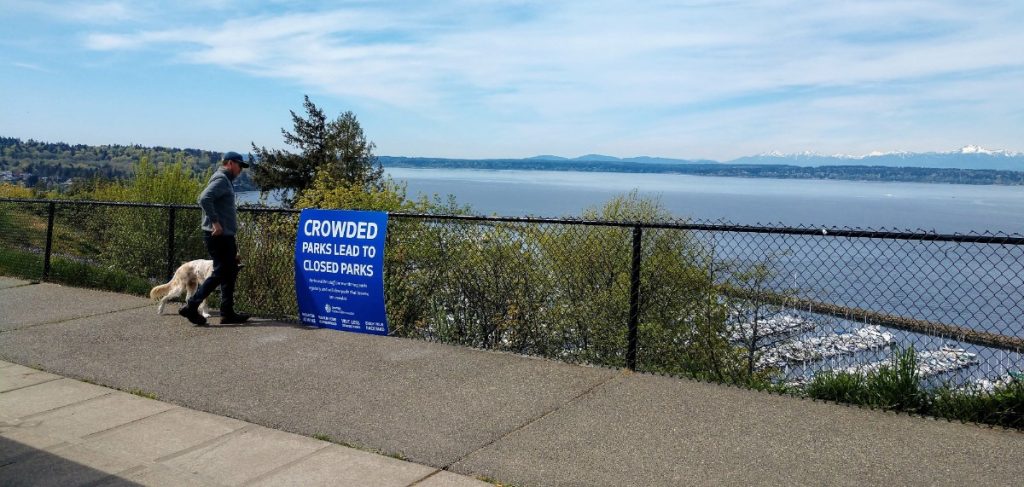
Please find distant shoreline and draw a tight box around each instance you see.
[378,156,1024,186]
[3,135,1022,188]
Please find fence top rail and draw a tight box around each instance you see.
[0,197,198,210]
[3,197,1023,244]
[0,197,301,212]
[386,212,1024,244]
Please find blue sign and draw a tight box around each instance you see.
[294,209,388,335]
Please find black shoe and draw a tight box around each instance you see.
[178,305,208,326]
[220,312,250,325]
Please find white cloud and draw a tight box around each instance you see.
[65,1,138,22]
[85,33,142,50]
[67,0,1024,157]
[12,62,55,73]
[2,1,145,24]
[83,5,1018,90]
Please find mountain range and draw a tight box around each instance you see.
[380,145,1024,185]
[523,146,1024,171]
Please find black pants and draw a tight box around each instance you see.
[187,232,239,314]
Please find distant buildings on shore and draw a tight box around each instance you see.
[1,170,75,189]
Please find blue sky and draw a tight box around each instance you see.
[1,0,1022,160]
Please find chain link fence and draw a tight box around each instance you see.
[2,198,1022,425]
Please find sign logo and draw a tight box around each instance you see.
[294,209,389,335]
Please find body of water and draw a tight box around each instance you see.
[379,168,1024,234]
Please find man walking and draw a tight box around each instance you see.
[179,151,251,326]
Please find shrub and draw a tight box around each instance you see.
[805,347,927,412]
[864,346,927,412]
[234,210,300,319]
[0,183,33,199]
[73,157,210,281]
[82,156,208,204]
[805,371,869,404]
[531,191,749,375]
[932,381,1024,429]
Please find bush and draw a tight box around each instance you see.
[932,381,1024,429]
[556,191,748,377]
[865,347,927,412]
[805,347,926,412]
[801,346,1024,427]
[805,371,869,404]
[234,210,300,319]
[81,156,208,204]
[0,183,33,199]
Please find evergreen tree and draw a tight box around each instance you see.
[250,95,383,206]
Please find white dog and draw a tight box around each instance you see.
[150,259,214,318]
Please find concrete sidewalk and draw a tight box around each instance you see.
[0,361,488,486]
[1,278,1023,486]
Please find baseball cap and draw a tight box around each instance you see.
[222,151,249,168]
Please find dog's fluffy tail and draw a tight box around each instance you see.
[149,282,173,300]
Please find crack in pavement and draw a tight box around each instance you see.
[443,369,625,471]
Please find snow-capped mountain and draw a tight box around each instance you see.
[728,146,1024,170]
[955,145,1019,156]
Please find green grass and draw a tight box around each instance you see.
[312,433,362,450]
[0,246,151,295]
[805,370,869,404]
[127,388,158,400]
[385,451,408,461]
[863,347,927,413]
[48,257,152,296]
[931,381,1024,429]
[310,433,414,463]
[0,246,43,280]
[806,347,925,412]
[805,346,1022,428]
[476,476,520,487]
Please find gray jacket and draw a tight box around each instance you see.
[197,168,238,236]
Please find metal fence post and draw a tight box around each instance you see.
[166,207,176,280]
[627,225,642,370]
[42,201,56,281]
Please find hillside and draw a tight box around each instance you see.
[0,137,220,177]
[0,137,256,190]
[728,146,1024,171]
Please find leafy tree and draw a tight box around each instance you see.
[719,255,800,376]
[531,191,747,376]
[250,95,383,207]
[0,137,221,185]
[82,156,209,204]
[72,157,210,280]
